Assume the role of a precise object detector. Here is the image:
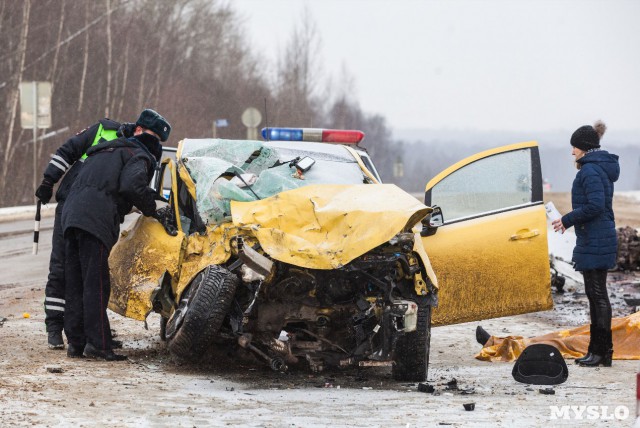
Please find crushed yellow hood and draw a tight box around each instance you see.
[231,184,431,269]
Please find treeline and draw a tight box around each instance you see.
[0,0,401,207]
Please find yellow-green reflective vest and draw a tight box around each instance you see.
[80,123,119,160]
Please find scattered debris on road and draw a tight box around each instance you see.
[418,382,435,393]
[617,226,640,271]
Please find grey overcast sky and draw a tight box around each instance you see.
[231,0,640,134]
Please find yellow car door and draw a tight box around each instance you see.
[109,159,186,320]
[421,142,552,326]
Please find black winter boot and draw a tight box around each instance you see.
[476,326,491,346]
[575,352,595,364]
[48,331,65,349]
[67,343,85,358]
[579,350,613,367]
[83,343,127,361]
[575,325,595,364]
[579,327,613,367]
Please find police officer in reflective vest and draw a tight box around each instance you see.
[61,109,171,361]
[35,118,136,349]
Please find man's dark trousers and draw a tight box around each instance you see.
[44,203,65,333]
[64,227,113,350]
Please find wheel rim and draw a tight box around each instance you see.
[165,270,205,340]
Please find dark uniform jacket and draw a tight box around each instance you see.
[61,135,160,248]
[44,119,135,202]
[561,150,620,271]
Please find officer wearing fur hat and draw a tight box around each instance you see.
[61,109,172,361]
[552,120,620,367]
[35,117,137,350]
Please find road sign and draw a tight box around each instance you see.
[242,107,262,140]
[241,107,262,128]
[19,82,52,129]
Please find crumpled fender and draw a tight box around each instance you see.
[109,215,185,320]
[231,184,431,270]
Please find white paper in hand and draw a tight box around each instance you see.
[545,202,562,221]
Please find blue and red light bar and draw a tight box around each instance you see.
[261,127,365,144]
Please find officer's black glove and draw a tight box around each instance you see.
[153,206,178,236]
[154,193,169,203]
[35,178,54,204]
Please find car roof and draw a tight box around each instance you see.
[263,139,366,159]
[264,140,380,181]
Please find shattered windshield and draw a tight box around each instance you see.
[180,139,371,225]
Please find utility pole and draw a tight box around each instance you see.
[32,81,38,203]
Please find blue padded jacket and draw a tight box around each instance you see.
[561,150,620,271]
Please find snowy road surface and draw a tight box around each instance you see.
[0,202,638,427]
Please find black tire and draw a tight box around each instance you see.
[159,316,168,341]
[166,265,239,361]
[392,302,432,382]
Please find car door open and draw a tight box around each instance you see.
[421,141,552,326]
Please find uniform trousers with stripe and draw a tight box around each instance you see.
[44,203,66,332]
[64,227,114,351]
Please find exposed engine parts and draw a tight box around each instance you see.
[224,231,435,376]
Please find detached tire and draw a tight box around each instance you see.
[392,302,432,382]
[166,265,238,361]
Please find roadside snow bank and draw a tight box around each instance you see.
[618,190,640,202]
[0,203,57,222]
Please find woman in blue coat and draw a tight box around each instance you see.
[552,121,620,367]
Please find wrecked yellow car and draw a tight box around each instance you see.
[109,128,551,381]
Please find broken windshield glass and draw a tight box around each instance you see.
[179,139,370,225]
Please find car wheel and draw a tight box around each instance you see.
[392,301,432,382]
[166,265,239,361]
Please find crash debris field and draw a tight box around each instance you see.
[0,191,639,427]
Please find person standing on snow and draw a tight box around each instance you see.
[35,118,136,349]
[552,120,620,367]
[61,109,172,361]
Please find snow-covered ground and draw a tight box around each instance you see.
[619,190,640,202]
[1,195,638,427]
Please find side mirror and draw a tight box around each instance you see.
[420,206,444,237]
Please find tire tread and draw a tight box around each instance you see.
[392,303,432,382]
[167,265,238,361]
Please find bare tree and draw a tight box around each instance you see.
[1,0,31,191]
[77,1,90,113]
[0,0,403,206]
[104,0,113,117]
[274,7,323,127]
